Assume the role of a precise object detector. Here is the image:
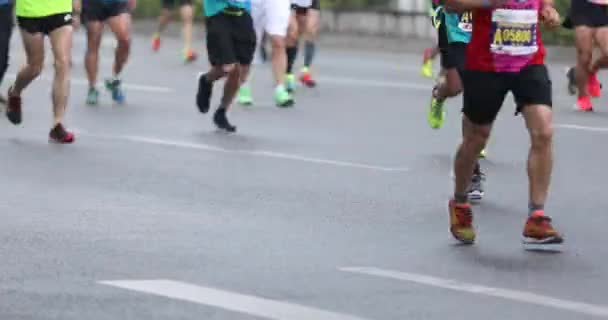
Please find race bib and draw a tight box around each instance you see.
[490,9,538,56]
[459,11,473,32]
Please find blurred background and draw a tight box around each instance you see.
[132,0,574,45]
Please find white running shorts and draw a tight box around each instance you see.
[251,0,290,37]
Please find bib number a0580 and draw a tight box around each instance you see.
[490,9,538,56]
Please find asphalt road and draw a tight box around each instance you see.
[1,26,608,320]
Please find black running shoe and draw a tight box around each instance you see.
[196,73,212,114]
[213,108,236,133]
[6,88,22,125]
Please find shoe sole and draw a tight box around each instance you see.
[523,236,564,245]
[276,100,295,108]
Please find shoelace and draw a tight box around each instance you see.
[454,205,473,225]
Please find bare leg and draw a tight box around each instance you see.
[85,21,104,88]
[48,25,73,125]
[521,104,553,207]
[179,4,194,52]
[12,30,45,96]
[107,13,131,77]
[574,26,594,97]
[157,8,171,34]
[220,64,243,110]
[270,35,287,86]
[454,116,491,197]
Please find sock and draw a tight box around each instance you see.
[275,84,286,93]
[304,41,315,68]
[529,203,544,216]
[286,45,298,74]
[454,193,468,204]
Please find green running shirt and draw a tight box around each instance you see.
[16,0,72,18]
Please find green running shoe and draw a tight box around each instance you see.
[238,86,254,106]
[428,96,446,129]
[285,74,296,93]
[478,149,487,159]
[274,86,294,108]
[86,87,99,106]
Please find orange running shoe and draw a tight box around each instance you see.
[448,200,476,244]
[184,49,198,63]
[588,73,601,98]
[299,68,317,88]
[575,95,593,112]
[523,211,563,245]
[152,34,161,52]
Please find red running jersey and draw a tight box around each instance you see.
[465,0,545,72]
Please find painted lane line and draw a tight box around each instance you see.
[555,123,608,133]
[339,266,608,318]
[319,76,430,90]
[4,74,174,93]
[100,280,372,320]
[79,132,409,172]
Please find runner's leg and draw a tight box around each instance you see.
[48,25,73,126]
[180,3,195,55]
[84,20,104,89]
[107,13,131,78]
[12,30,45,96]
[574,26,594,109]
[0,5,13,103]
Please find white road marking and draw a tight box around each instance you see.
[78,132,409,172]
[99,279,372,320]
[340,266,608,318]
[319,75,430,90]
[3,74,173,93]
[555,123,608,133]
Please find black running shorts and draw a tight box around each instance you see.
[82,0,129,22]
[440,42,466,75]
[570,0,608,28]
[161,0,192,10]
[462,64,552,125]
[292,0,320,15]
[205,10,256,66]
[17,12,73,35]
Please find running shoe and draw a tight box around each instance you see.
[478,148,487,159]
[6,88,22,125]
[566,67,577,96]
[285,74,296,93]
[238,86,254,106]
[105,78,125,104]
[467,171,485,203]
[299,67,317,88]
[196,73,212,113]
[421,48,434,78]
[86,87,99,106]
[184,49,198,63]
[49,123,75,144]
[523,211,564,245]
[448,199,476,244]
[213,108,236,133]
[274,86,294,108]
[575,95,593,112]
[588,73,601,98]
[428,94,446,129]
[152,33,161,51]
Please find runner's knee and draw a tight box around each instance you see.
[529,123,553,149]
[222,63,237,74]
